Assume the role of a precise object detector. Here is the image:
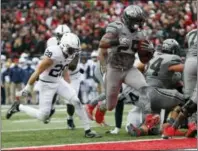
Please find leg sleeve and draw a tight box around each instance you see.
[105,65,123,111]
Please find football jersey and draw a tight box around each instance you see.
[68,62,81,80]
[144,53,182,89]
[186,29,197,57]
[39,45,75,82]
[47,37,59,47]
[106,20,147,70]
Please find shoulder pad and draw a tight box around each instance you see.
[44,45,60,59]
[47,37,58,47]
[106,21,123,34]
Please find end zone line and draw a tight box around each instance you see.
[2,137,188,150]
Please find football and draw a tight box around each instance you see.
[137,40,155,64]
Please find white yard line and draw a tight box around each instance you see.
[2,137,190,150]
[2,123,114,132]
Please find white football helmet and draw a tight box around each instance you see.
[59,33,81,56]
[1,55,6,63]
[91,50,98,58]
[32,57,40,65]
[54,24,71,35]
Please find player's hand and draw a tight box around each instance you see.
[139,40,155,53]
[16,84,32,97]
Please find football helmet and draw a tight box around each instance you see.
[162,39,180,55]
[54,24,71,40]
[59,33,81,56]
[91,50,98,61]
[122,5,146,32]
[32,57,40,65]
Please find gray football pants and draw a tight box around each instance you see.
[183,57,197,103]
[104,64,148,111]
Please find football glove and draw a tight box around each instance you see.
[16,84,32,97]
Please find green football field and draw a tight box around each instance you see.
[1,104,160,149]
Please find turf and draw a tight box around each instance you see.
[1,104,161,149]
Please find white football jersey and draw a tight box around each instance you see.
[47,37,58,47]
[68,62,81,79]
[39,45,75,82]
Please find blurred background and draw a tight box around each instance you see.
[1,0,197,105]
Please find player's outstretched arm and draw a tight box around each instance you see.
[16,57,53,97]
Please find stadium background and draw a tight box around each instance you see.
[1,0,197,59]
[1,0,197,150]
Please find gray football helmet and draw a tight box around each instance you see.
[122,5,146,32]
[162,39,180,55]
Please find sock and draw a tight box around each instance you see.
[115,99,124,128]
[67,116,73,120]
[67,104,75,116]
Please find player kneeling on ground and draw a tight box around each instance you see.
[6,33,101,138]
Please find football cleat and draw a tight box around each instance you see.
[127,123,144,136]
[106,127,120,134]
[44,108,55,124]
[186,122,197,138]
[85,130,102,138]
[85,104,95,121]
[67,119,75,130]
[144,114,160,130]
[95,102,106,124]
[6,101,20,119]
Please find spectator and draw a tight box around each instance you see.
[1,0,197,57]
[2,62,11,104]
[9,59,24,104]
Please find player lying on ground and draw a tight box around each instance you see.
[162,29,197,139]
[6,33,101,138]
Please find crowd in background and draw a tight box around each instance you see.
[1,0,197,105]
[1,0,197,59]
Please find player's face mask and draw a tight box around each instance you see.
[128,18,145,31]
[67,47,80,56]
[56,33,63,41]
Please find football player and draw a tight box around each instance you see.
[99,5,154,112]
[6,33,101,138]
[87,38,186,135]
[144,39,184,89]
[46,24,79,129]
[162,29,197,139]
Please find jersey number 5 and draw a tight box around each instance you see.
[150,58,163,76]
